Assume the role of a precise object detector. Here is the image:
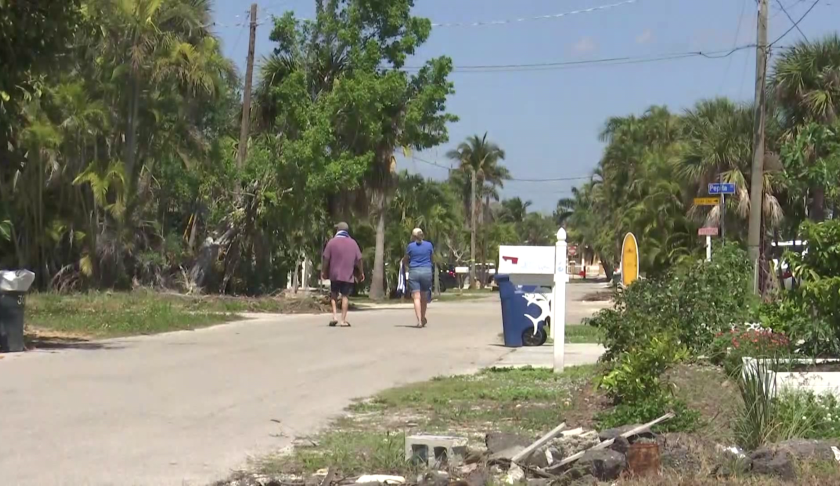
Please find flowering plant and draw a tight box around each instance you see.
[709,326,791,374]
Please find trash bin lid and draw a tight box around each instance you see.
[0,270,35,292]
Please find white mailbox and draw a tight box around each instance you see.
[497,229,569,373]
[498,245,555,286]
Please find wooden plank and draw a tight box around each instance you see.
[511,422,567,465]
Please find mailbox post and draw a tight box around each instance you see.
[497,227,568,373]
[553,228,568,373]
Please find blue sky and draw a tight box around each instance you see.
[212,0,838,212]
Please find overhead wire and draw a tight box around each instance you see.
[429,0,639,28]
[775,0,810,41]
[401,45,757,74]
[770,0,820,46]
[718,0,749,93]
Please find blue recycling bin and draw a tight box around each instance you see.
[496,274,549,347]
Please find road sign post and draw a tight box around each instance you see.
[709,183,735,245]
[553,229,567,373]
[698,227,719,261]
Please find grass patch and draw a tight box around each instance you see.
[259,366,598,477]
[564,325,603,344]
[25,290,327,339]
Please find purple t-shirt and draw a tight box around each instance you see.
[323,236,362,283]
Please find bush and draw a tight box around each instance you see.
[590,243,754,361]
[775,390,840,440]
[599,334,689,404]
[595,396,701,433]
[709,326,791,376]
[759,220,840,358]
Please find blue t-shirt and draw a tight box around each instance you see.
[406,240,434,269]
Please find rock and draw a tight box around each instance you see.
[526,479,550,486]
[464,448,486,465]
[576,449,626,481]
[418,471,450,486]
[553,432,601,458]
[776,439,838,462]
[750,448,795,481]
[486,432,533,455]
[598,425,655,443]
[488,445,525,463]
[713,458,752,479]
[609,436,630,455]
[504,464,525,485]
[465,468,491,486]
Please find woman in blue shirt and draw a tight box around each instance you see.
[405,227,434,328]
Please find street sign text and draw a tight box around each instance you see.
[708,183,736,195]
[694,197,720,206]
[698,227,719,236]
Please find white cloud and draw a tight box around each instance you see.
[636,29,654,44]
[572,37,598,53]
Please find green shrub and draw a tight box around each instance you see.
[599,334,689,404]
[595,396,701,433]
[589,243,754,361]
[775,390,840,440]
[759,220,840,358]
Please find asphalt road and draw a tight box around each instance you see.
[0,283,609,486]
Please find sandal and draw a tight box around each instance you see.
[328,321,338,327]
[340,322,352,327]
[421,318,428,328]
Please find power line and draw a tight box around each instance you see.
[411,155,593,183]
[775,0,810,41]
[429,0,638,28]
[719,0,749,92]
[402,45,757,73]
[770,0,820,46]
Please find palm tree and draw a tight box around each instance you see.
[680,98,785,238]
[447,133,507,288]
[500,197,532,224]
[772,34,840,221]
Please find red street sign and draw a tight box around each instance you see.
[502,256,519,264]
[568,246,577,256]
[698,227,719,237]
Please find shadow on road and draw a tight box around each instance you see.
[24,334,116,351]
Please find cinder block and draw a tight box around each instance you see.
[405,435,468,466]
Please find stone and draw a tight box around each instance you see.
[464,448,486,465]
[609,436,630,455]
[485,432,533,455]
[418,471,450,486]
[552,432,601,458]
[576,449,627,481]
[750,448,795,481]
[526,478,550,486]
[465,468,492,486]
[598,425,655,443]
[504,464,524,485]
[488,445,525,463]
[776,439,838,462]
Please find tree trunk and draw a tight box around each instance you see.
[810,185,826,222]
[125,74,140,191]
[370,193,387,300]
[434,262,441,295]
[470,169,477,289]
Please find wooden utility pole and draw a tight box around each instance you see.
[237,4,258,168]
[747,0,769,293]
[470,169,478,289]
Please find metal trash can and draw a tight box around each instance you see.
[496,274,548,347]
[0,270,36,353]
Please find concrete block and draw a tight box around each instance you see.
[405,435,468,466]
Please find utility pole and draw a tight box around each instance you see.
[747,0,769,294]
[237,4,258,169]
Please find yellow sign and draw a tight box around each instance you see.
[621,233,639,287]
[694,197,720,206]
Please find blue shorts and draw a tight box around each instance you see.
[408,267,433,293]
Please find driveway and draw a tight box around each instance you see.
[0,287,609,486]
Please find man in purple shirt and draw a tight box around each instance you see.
[321,222,364,327]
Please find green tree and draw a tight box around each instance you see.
[447,133,508,288]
